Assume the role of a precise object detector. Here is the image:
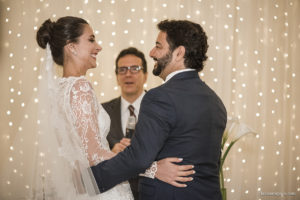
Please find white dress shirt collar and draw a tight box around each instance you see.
[165,68,195,83]
[121,91,145,116]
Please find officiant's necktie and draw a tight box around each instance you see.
[125,105,136,138]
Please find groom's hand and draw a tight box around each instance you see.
[112,138,131,153]
[155,158,195,187]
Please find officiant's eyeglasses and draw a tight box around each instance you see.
[116,65,143,75]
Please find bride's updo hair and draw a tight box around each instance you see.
[36,16,88,65]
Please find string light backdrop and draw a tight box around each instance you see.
[0,0,299,199]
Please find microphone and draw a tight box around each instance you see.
[125,115,136,138]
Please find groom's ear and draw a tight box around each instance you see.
[174,45,185,62]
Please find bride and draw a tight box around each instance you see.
[4,16,193,199]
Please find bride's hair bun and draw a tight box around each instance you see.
[36,19,54,49]
[36,16,88,65]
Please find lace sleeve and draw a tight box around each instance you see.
[140,161,157,179]
[70,79,115,166]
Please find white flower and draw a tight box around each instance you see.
[224,117,256,143]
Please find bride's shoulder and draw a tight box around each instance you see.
[60,76,91,88]
[72,76,93,92]
[58,76,94,96]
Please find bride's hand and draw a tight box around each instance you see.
[155,158,195,187]
[112,138,131,153]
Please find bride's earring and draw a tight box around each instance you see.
[68,44,77,56]
[71,49,77,56]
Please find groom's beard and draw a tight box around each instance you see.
[152,51,173,76]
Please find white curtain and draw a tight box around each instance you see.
[0,0,299,199]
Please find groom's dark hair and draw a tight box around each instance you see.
[157,19,208,72]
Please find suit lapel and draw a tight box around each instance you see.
[111,97,124,136]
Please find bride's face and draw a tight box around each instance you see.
[73,24,102,69]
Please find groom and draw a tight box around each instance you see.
[92,19,227,200]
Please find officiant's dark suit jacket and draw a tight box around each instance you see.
[92,71,227,200]
[102,97,140,200]
[102,97,124,150]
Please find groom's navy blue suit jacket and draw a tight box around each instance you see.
[92,71,227,200]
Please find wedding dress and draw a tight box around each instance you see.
[55,75,134,200]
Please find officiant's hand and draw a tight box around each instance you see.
[155,158,195,187]
[112,138,131,153]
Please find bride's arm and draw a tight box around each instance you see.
[141,158,195,187]
[70,79,194,184]
[70,79,115,166]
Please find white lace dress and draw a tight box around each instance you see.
[57,76,133,200]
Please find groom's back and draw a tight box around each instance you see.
[139,71,226,200]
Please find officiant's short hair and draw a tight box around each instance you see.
[115,47,147,74]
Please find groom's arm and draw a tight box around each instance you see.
[91,88,176,192]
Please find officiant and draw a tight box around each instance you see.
[102,47,148,200]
